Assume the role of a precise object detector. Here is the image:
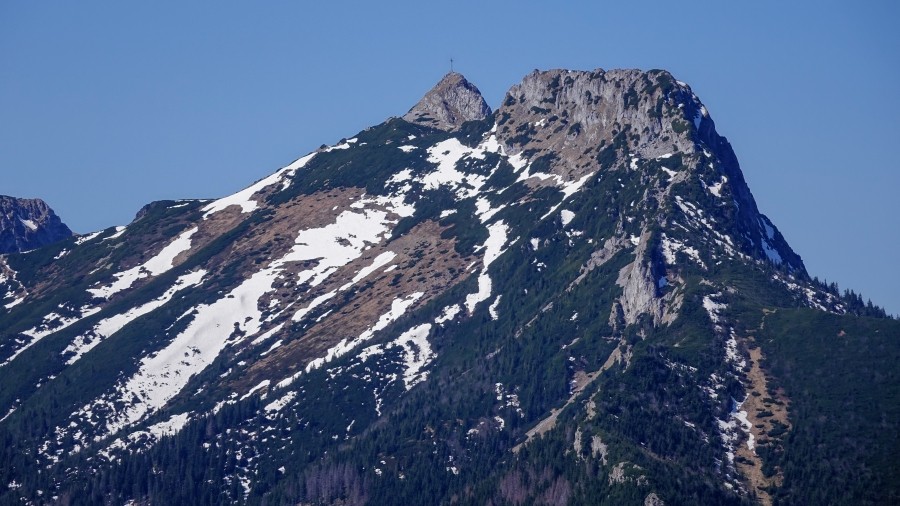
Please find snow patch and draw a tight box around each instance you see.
[265,391,296,413]
[693,106,708,130]
[475,197,506,223]
[661,234,706,269]
[277,292,425,390]
[702,294,726,326]
[202,153,315,217]
[291,291,337,322]
[64,270,207,365]
[240,380,271,401]
[435,304,461,325]
[488,295,502,320]
[396,324,435,390]
[3,296,25,310]
[539,173,594,220]
[2,305,102,368]
[355,323,436,391]
[88,227,199,299]
[465,221,509,313]
[104,226,127,241]
[661,167,678,181]
[708,176,728,197]
[759,218,783,264]
[147,412,191,438]
[74,231,103,245]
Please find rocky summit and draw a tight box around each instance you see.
[0,69,897,506]
[403,71,492,130]
[0,196,71,254]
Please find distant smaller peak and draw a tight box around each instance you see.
[0,195,72,253]
[403,72,492,131]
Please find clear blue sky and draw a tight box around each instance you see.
[2,1,898,314]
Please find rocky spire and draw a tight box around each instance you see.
[403,72,492,131]
[0,195,72,253]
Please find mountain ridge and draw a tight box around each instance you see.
[0,68,896,506]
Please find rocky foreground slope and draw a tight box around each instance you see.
[0,69,897,506]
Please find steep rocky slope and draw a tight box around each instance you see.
[0,69,896,506]
[403,71,492,129]
[0,196,71,254]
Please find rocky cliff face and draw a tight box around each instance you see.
[0,69,895,506]
[0,196,72,253]
[402,71,492,130]
[493,69,806,273]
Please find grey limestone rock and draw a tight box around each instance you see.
[403,72,492,131]
[494,68,807,274]
[644,492,665,506]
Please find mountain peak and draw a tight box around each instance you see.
[1,67,894,506]
[0,195,72,253]
[402,72,491,130]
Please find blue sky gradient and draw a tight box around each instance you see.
[2,1,898,313]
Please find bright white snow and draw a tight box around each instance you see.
[396,324,435,390]
[355,323,435,391]
[264,391,297,413]
[64,270,207,365]
[87,227,199,299]
[291,291,337,322]
[539,173,594,220]
[275,292,425,391]
[339,251,396,291]
[465,221,509,314]
[702,294,727,326]
[708,176,728,197]
[1,305,102,368]
[104,226,127,241]
[475,197,506,223]
[759,218,783,264]
[65,191,414,442]
[19,218,37,231]
[661,234,706,269]
[435,304,461,325]
[420,138,501,199]
[488,295,502,320]
[201,153,316,218]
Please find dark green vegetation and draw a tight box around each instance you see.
[758,310,900,505]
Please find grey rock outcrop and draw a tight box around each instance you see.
[644,493,665,506]
[403,72,492,130]
[495,68,807,274]
[494,69,699,175]
[0,196,72,253]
